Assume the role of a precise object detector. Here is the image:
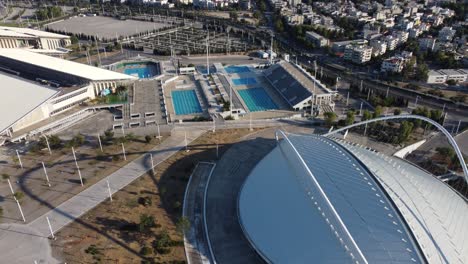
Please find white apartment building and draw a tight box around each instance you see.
[344,44,372,64]
[393,31,409,44]
[305,31,329,47]
[385,35,399,50]
[369,39,387,57]
[427,69,468,84]
[381,57,404,73]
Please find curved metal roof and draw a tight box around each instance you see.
[239,133,425,263]
[337,139,468,264]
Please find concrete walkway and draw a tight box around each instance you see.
[0,129,204,264]
[183,162,216,264]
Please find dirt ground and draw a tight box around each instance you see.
[51,128,262,264]
[0,134,165,224]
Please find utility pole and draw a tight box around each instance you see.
[206,32,210,75]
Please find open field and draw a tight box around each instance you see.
[50,128,262,264]
[46,16,170,39]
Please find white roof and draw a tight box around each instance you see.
[239,133,425,264]
[0,73,58,134]
[342,141,468,264]
[0,49,137,81]
[0,26,70,39]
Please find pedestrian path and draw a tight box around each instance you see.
[0,130,204,264]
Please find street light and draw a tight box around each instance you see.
[415,95,421,108]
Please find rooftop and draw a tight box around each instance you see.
[0,26,70,39]
[0,72,58,134]
[0,49,137,82]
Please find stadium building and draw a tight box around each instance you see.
[239,130,468,264]
[0,49,136,144]
[264,61,335,113]
[0,26,71,55]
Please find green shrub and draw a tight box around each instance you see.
[138,196,152,207]
[139,214,156,232]
[14,191,24,200]
[145,135,153,143]
[140,246,153,255]
[84,244,100,255]
[1,174,9,180]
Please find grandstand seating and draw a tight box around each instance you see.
[264,63,312,108]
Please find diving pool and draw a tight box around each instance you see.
[238,88,278,112]
[232,78,257,86]
[124,67,152,79]
[172,90,203,115]
[225,65,251,74]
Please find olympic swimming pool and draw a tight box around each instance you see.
[225,65,251,74]
[238,88,278,112]
[232,78,257,86]
[172,90,203,115]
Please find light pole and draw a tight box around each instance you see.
[415,95,421,108]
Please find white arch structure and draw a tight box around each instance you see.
[324,114,468,184]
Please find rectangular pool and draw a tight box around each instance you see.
[124,67,152,79]
[232,78,257,86]
[172,90,203,115]
[225,65,250,74]
[238,88,278,112]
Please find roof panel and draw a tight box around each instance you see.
[0,49,137,81]
[0,73,58,133]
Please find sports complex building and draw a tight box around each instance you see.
[239,127,468,264]
[0,26,71,55]
[0,48,136,143]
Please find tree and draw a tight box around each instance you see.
[415,63,429,81]
[398,121,414,143]
[394,108,402,115]
[324,112,337,126]
[145,135,153,144]
[362,110,372,121]
[70,35,79,45]
[345,110,355,126]
[229,11,238,21]
[373,105,383,118]
[446,79,457,86]
[176,216,191,234]
[139,214,156,232]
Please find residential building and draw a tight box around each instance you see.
[344,44,372,64]
[385,35,399,50]
[381,57,405,72]
[427,69,468,84]
[393,31,409,44]
[305,31,329,47]
[438,26,456,42]
[369,39,387,57]
[419,37,436,51]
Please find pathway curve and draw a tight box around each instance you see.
[183,162,216,264]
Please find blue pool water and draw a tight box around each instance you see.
[124,67,152,79]
[232,78,257,86]
[238,88,278,112]
[225,65,250,74]
[172,90,203,115]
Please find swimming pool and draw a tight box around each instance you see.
[124,67,152,78]
[238,88,278,112]
[232,78,257,86]
[172,90,203,115]
[225,65,250,74]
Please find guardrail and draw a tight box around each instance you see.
[275,130,368,264]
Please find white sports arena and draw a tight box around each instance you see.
[239,120,468,264]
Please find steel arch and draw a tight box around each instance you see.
[324,114,468,183]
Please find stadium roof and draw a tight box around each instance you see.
[0,26,70,39]
[0,73,58,134]
[0,49,137,82]
[240,132,468,264]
